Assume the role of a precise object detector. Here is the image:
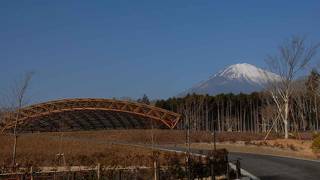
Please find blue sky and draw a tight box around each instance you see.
[0,1,319,102]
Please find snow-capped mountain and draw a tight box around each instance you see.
[179,63,280,96]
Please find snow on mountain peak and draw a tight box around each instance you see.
[179,63,281,96]
[213,63,280,85]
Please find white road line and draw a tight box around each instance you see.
[229,162,260,180]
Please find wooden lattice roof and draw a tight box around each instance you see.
[1,98,181,132]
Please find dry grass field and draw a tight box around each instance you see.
[22,129,276,144]
[1,133,158,167]
[0,129,210,168]
[0,129,284,168]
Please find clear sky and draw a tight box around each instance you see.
[0,1,319,103]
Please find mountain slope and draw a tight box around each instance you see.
[179,63,280,96]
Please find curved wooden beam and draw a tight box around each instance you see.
[2,98,181,132]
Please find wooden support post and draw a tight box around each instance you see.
[135,168,138,180]
[225,155,230,180]
[236,159,241,179]
[97,163,101,180]
[118,170,122,180]
[185,154,191,180]
[30,166,34,180]
[210,159,215,180]
[153,159,159,180]
[71,172,75,180]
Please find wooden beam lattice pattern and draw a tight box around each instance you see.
[2,98,181,132]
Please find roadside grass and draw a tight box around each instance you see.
[187,138,318,160]
[311,132,320,158]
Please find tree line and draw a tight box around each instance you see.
[154,36,320,139]
[155,70,320,135]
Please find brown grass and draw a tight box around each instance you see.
[187,139,318,160]
[0,129,282,168]
[24,129,276,144]
[0,132,173,168]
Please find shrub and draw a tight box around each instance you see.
[312,132,320,139]
[273,142,285,149]
[166,153,185,179]
[311,135,320,153]
[287,144,298,151]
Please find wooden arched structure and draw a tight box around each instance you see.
[1,98,181,132]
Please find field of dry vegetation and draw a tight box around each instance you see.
[26,129,278,144]
[1,129,316,168]
[0,129,215,168]
[1,133,160,168]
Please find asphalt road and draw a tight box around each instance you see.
[148,144,320,180]
[153,145,320,180]
[229,152,320,180]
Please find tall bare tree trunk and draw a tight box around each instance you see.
[11,72,34,169]
[284,98,289,139]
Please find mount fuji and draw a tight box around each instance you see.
[179,63,280,96]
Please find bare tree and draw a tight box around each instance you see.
[178,97,196,180]
[266,36,319,138]
[10,72,34,169]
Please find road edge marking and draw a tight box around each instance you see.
[229,162,260,180]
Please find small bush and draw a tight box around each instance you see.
[165,153,185,179]
[287,144,298,151]
[273,142,285,149]
[311,135,320,153]
[312,132,320,139]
